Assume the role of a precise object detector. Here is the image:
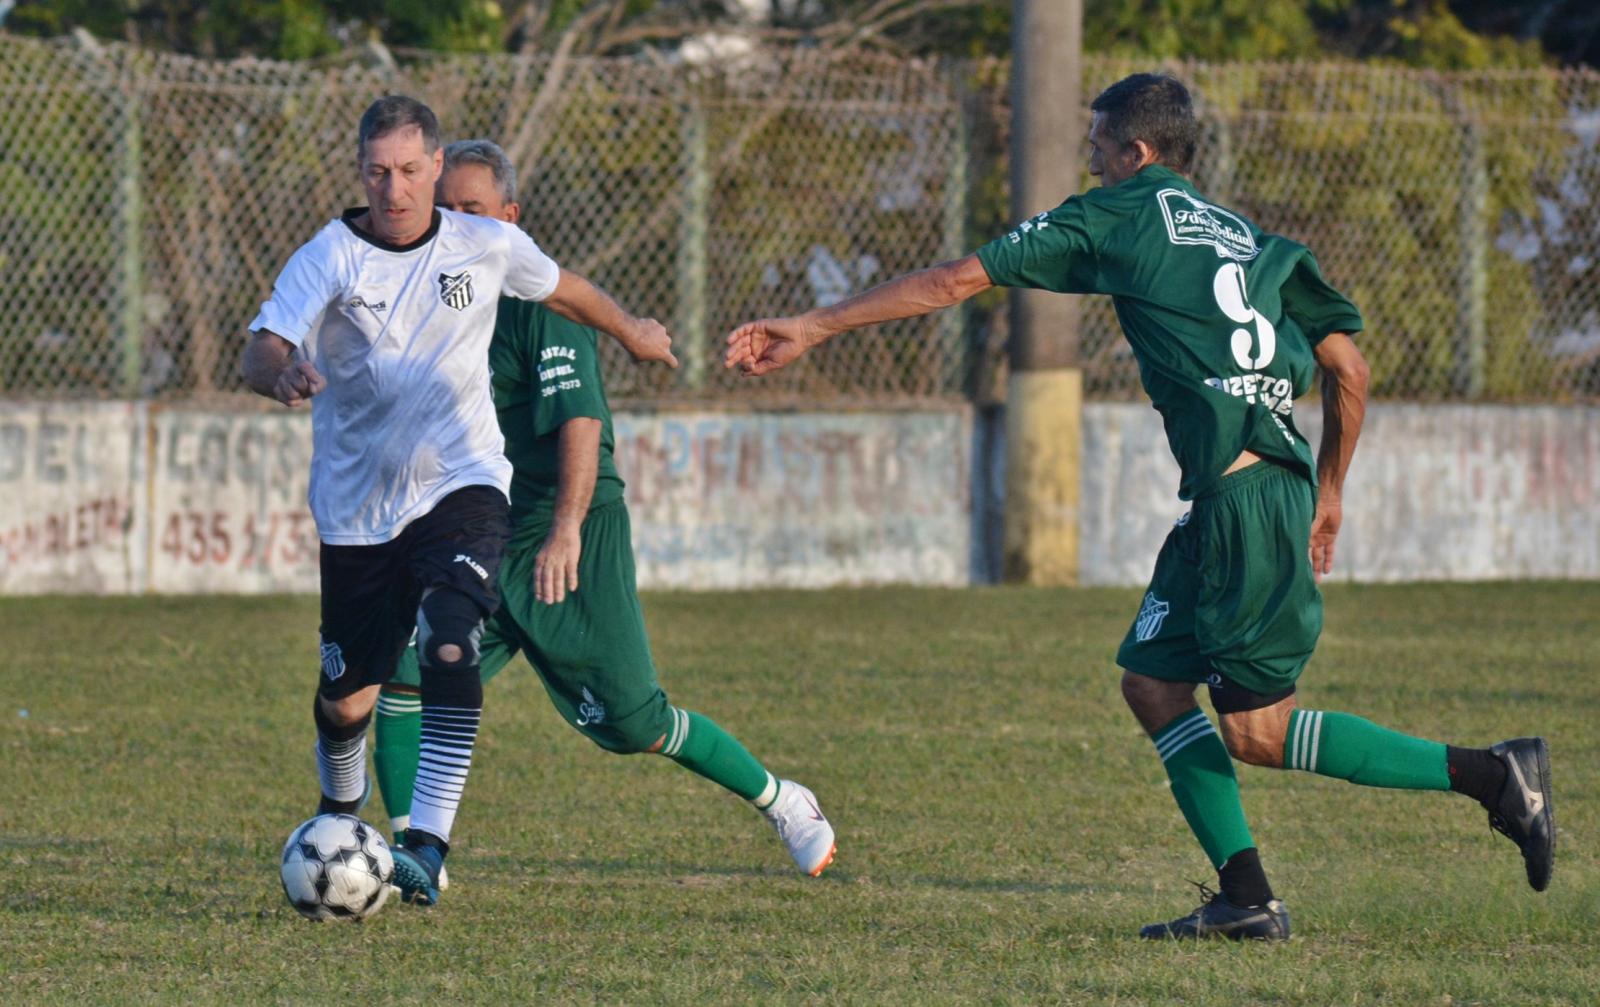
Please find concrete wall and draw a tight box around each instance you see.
[0,403,971,594]
[615,412,971,588]
[1072,402,1600,585]
[2,400,1595,593]
[0,402,146,594]
[148,407,319,593]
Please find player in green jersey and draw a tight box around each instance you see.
[724,73,1552,940]
[370,140,837,894]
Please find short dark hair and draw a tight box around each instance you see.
[357,95,441,158]
[1089,73,1198,172]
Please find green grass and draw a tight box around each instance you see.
[3,583,1597,1005]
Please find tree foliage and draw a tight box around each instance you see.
[4,1,1591,68]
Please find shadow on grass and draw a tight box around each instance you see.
[0,837,109,852]
[461,852,1096,897]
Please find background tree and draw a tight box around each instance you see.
[5,0,1591,68]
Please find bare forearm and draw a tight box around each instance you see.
[241,333,292,398]
[1315,336,1369,501]
[804,255,992,345]
[545,272,634,343]
[553,418,602,526]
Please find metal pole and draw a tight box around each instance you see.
[1003,0,1083,584]
[1008,0,1081,375]
[678,96,709,390]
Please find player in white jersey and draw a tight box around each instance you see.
[240,95,677,906]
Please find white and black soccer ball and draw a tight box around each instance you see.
[280,814,395,921]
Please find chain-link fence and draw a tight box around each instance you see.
[1052,58,1600,403]
[1,33,1597,405]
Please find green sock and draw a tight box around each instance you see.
[373,689,422,837]
[1153,709,1256,869]
[1285,710,1450,790]
[660,708,777,806]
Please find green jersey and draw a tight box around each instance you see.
[488,297,624,541]
[976,165,1363,500]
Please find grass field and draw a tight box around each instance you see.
[3,583,1597,1005]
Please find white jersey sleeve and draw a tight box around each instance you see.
[248,226,345,347]
[498,220,561,302]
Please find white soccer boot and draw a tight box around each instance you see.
[762,780,836,877]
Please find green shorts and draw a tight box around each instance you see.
[391,499,673,753]
[1115,459,1322,697]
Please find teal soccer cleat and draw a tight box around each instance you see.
[391,839,445,906]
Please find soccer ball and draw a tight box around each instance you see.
[280,814,394,921]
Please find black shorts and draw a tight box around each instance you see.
[316,484,510,700]
[1207,672,1296,714]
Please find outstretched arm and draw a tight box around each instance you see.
[240,330,325,407]
[1309,332,1369,578]
[544,270,678,369]
[534,417,601,605]
[724,254,994,376]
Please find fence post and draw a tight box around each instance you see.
[118,74,144,399]
[677,95,709,390]
[940,68,968,394]
[1458,113,1488,398]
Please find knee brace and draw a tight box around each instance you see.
[416,588,484,673]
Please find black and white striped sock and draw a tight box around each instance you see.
[313,699,368,808]
[409,677,482,844]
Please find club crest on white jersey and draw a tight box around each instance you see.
[439,270,474,310]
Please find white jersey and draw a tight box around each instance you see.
[249,208,560,545]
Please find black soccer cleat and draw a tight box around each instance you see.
[1140,883,1290,942]
[1488,737,1554,892]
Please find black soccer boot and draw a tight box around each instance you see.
[1140,883,1290,942]
[1487,737,1555,892]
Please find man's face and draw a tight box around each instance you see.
[437,162,519,224]
[1087,112,1142,188]
[358,126,444,244]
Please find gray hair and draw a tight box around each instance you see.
[357,95,441,158]
[442,139,518,205]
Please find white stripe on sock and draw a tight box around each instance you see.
[1155,713,1215,762]
[751,772,779,809]
[1290,711,1325,771]
[665,708,689,757]
[409,704,481,843]
[316,734,366,803]
[376,695,422,716]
